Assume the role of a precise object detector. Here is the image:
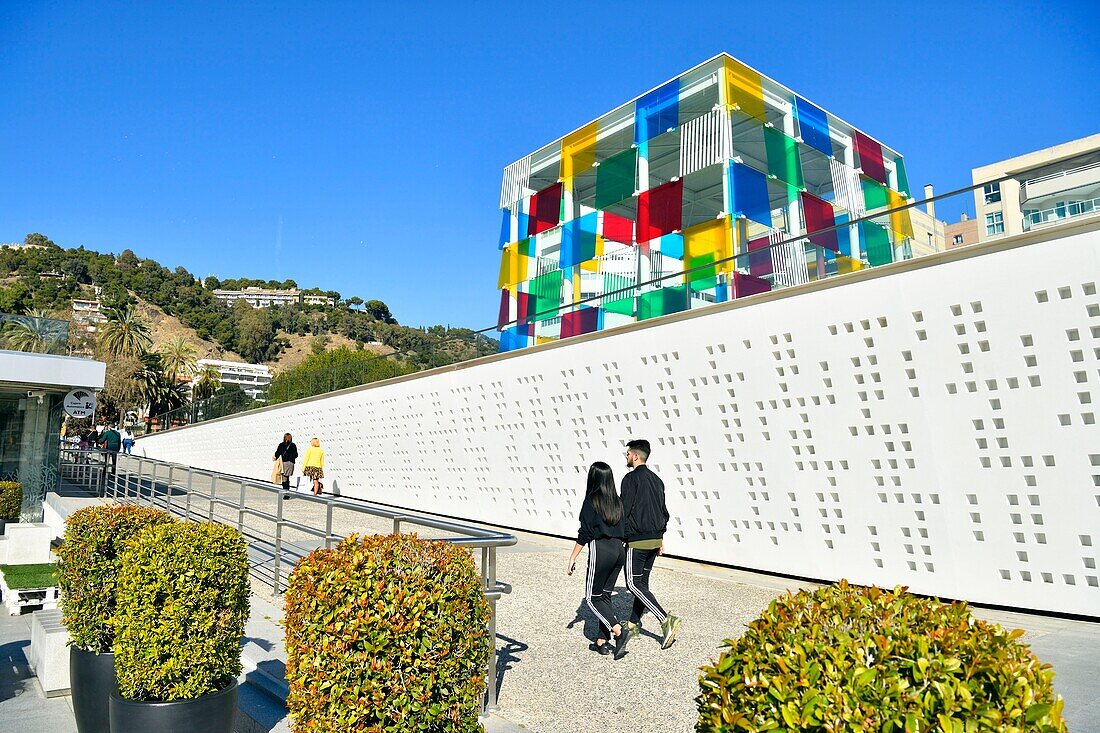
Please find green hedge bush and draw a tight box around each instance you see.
[0,481,22,521]
[284,534,491,733]
[697,581,1066,732]
[57,504,175,652]
[113,521,250,702]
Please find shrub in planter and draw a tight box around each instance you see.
[284,533,491,733]
[57,504,176,652]
[0,481,22,522]
[113,521,250,702]
[58,504,175,733]
[696,580,1067,732]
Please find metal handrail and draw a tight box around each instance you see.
[57,448,516,711]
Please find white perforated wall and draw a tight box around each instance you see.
[140,223,1100,616]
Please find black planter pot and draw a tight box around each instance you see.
[70,647,118,733]
[109,679,237,733]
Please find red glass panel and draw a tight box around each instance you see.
[561,307,601,338]
[731,272,772,299]
[801,192,839,251]
[527,182,563,236]
[638,179,682,243]
[602,212,634,245]
[853,131,887,185]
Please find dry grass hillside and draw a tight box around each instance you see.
[133,299,243,362]
[276,332,393,372]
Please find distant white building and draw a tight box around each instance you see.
[301,293,336,307]
[212,287,334,309]
[194,358,272,401]
[213,287,300,308]
[71,298,105,333]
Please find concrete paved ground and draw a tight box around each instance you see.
[0,611,77,733]
[15,473,1100,732]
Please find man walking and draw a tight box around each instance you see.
[620,439,680,653]
[99,424,121,475]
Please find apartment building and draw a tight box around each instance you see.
[212,287,335,308]
[945,213,979,249]
[194,358,272,401]
[71,298,105,333]
[973,133,1100,241]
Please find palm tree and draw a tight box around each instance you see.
[192,363,222,400]
[134,352,189,421]
[1,310,69,354]
[158,335,197,383]
[99,305,152,358]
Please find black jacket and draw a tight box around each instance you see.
[274,441,298,463]
[621,465,669,542]
[576,495,624,545]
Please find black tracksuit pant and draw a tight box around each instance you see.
[625,546,668,625]
[585,538,625,641]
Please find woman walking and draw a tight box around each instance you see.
[120,426,135,454]
[567,461,629,658]
[303,437,325,496]
[273,433,298,495]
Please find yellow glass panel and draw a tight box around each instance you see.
[836,255,864,274]
[684,217,734,273]
[496,243,527,289]
[573,270,582,301]
[723,57,766,123]
[887,190,915,240]
[560,121,598,181]
[536,336,555,344]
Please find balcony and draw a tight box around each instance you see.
[1022,195,1100,232]
[1020,161,1100,202]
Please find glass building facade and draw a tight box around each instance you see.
[496,53,914,350]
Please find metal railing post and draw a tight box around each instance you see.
[166,465,175,513]
[272,491,284,593]
[209,476,216,521]
[325,499,334,549]
[238,479,246,534]
[486,546,499,710]
[185,467,194,521]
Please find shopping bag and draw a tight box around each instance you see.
[271,458,283,484]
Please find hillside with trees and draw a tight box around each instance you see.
[0,233,497,425]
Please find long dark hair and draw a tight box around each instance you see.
[586,461,623,525]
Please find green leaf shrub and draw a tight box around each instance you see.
[697,581,1067,732]
[0,481,22,521]
[57,504,175,652]
[113,521,250,702]
[284,534,491,732]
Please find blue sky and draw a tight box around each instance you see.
[2,1,1097,328]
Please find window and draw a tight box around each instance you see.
[952,234,964,245]
[983,182,1001,204]
[985,211,1004,236]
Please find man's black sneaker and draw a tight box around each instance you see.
[589,641,612,656]
[613,628,631,659]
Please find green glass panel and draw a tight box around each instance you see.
[596,148,637,209]
[686,253,718,290]
[602,273,635,316]
[861,221,893,266]
[763,127,803,189]
[861,177,889,211]
[637,286,688,321]
[530,270,563,322]
[894,157,911,196]
[518,238,533,258]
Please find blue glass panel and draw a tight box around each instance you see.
[560,213,599,268]
[517,211,529,242]
[834,212,855,258]
[499,325,529,352]
[634,80,680,145]
[658,232,684,260]
[795,96,832,157]
[498,210,511,249]
[727,161,771,228]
